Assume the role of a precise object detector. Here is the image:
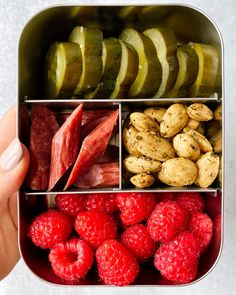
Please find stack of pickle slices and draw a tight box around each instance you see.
[45,7,220,100]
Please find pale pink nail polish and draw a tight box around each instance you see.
[0,138,23,171]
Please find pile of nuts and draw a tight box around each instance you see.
[123,103,222,188]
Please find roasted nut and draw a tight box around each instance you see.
[206,120,221,138]
[130,112,160,133]
[144,107,166,123]
[123,126,142,156]
[183,127,213,153]
[158,158,198,186]
[124,155,162,174]
[195,152,220,188]
[185,118,200,130]
[173,133,200,161]
[214,104,222,121]
[210,129,222,153]
[130,173,155,188]
[135,131,175,161]
[187,103,213,121]
[196,122,205,135]
[160,103,188,138]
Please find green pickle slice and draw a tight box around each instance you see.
[117,6,143,20]
[85,38,122,99]
[165,44,199,98]
[120,28,162,98]
[44,42,82,98]
[144,27,178,98]
[188,43,220,97]
[109,40,138,99]
[69,26,103,96]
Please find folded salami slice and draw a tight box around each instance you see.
[48,104,83,191]
[56,110,113,126]
[27,105,59,190]
[96,145,119,164]
[74,162,119,189]
[65,109,119,189]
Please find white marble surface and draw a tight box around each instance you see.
[0,0,235,294]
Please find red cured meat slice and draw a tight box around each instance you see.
[65,109,119,190]
[56,110,113,126]
[26,105,59,190]
[74,162,119,189]
[48,104,83,191]
[96,145,119,164]
[81,110,113,126]
[81,115,111,140]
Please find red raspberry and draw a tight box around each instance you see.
[85,193,117,214]
[156,192,176,202]
[121,224,156,262]
[116,192,156,225]
[147,201,189,242]
[75,210,117,249]
[96,240,139,286]
[212,214,222,254]
[204,192,221,218]
[154,231,200,283]
[49,238,94,281]
[188,212,213,254]
[55,194,86,217]
[176,192,205,214]
[28,210,72,249]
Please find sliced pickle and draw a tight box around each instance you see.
[69,7,100,29]
[85,38,122,99]
[120,28,162,98]
[165,44,199,98]
[109,40,138,99]
[117,6,143,20]
[141,6,171,22]
[69,26,103,96]
[144,27,178,98]
[45,42,82,98]
[188,43,220,97]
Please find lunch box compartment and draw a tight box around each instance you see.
[18,4,224,286]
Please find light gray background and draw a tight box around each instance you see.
[0,0,234,294]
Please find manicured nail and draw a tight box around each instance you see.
[0,138,23,171]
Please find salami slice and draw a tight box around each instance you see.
[74,162,119,189]
[26,105,59,190]
[56,110,113,126]
[48,104,83,191]
[96,145,119,164]
[65,109,119,189]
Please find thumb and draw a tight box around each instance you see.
[0,138,29,202]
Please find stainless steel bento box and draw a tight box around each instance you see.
[17,4,224,286]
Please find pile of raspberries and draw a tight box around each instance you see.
[28,192,221,286]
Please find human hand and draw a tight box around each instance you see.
[0,107,29,280]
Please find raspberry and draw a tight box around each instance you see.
[116,192,156,225]
[28,210,72,249]
[55,194,86,217]
[176,192,205,214]
[212,214,222,254]
[49,238,94,281]
[85,193,117,214]
[154,231,200,283]
[156,192,176,202]
[121,224,156,262]
[147,201,189,242]
[188,212,213,254]
[204,192,221,218]
[96,240,139,286]
[75,210,117,249]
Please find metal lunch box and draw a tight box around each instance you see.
[17,4,224,286]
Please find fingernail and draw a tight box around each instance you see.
[0,138,23,171]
